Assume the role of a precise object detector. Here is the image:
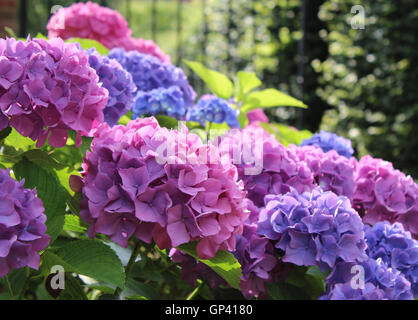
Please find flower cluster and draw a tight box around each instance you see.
[79,117,249,259]
[289,144,356,199]
[133,86,185,120]
[321,258,413,300]
[0,37,108,147]
[217,127,314,208]
[108,49,195,119]
[0,169,50,278]
[364,221,417,297]
[301,130,354,159]
[85,48,136,126]
[234,222,278,298]
[352,155,418,238]
[186,95,240,128]
[47,1,169,62]
[169,249,226,289]
[258,188,367,270]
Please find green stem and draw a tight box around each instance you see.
[205,121,212,143]
[5,275,14,300]
[114,240,142,298]
[17,267,31,300]
[186,281,203,300]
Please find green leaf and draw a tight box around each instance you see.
[237,71,262,98]
[266,281,311,300]
[4,27,17,38]
[66,37,109,55]
[58,275,88,300]
[34,32,48,40]
[241,88,307,112]
[155,114,179,129]
[238,111,249,128]
[178,242,242,290]
[184,60,233,99]
[41,251,75,275]
[259,122,312,146]
[22,150,68,171]
[122,277,158,300]
[55,240,125,289]
[13,158,66,243]
[63,215,87,233]
[4,128,36,151]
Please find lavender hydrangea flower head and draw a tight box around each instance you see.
[321,258,413,300]
[258,188,368,270]
[108,49,195,119]
[186,95,240,128]
[79,117,249,259]
[289,144,356,199]
[364,221,418,297]
[0,169,50,278]
[85,48,136,126]
[301,130,354,159]
[0,37,108,147]
[217,127,314,208]
[353,155,418,238]
[133,86,185,120]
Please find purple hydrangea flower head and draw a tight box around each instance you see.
[289,144,356,199]
[0,37,108,147]
[108,49,196,119]
[133,86,185,119]
[85,48,136,126]
[217,127,315,208]
[364,221,418,297]
[0,169,50,278]
[258,188,368,270]
[321,258,413,300]
[234,222,278,298]
[301,130,354,158]
[352,155,418,238]
[79,117,249,259]
[169,249,227,289]
[186,95,240,128]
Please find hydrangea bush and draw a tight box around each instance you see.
[0,2,416,301]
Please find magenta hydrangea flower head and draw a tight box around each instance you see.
[258,188,368,270]
[79,117,249,259]
[289,144,357,199]
[352,155,418,238]
[0,37,108,147]
[0,169,50,278]
[321,258,413,300]
[47,1,170,62]
[364,221,417,297]
[216,127,314,208]
[85,48,136,126]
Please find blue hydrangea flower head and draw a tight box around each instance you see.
[108,48,196,119]
[301,130,354,158]
[186,95,240,128]
[364,221,418,297]
[132,86,185,119]
[85,48,136,126]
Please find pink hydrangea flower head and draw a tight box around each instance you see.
[353,155,418,238]
[47,2,170,63]
[47,1,131,49]
[79,117,249,259]
[216,127,315,208]
[0,169,50,277]
[0,37,108,147]
[289,144,357,199]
